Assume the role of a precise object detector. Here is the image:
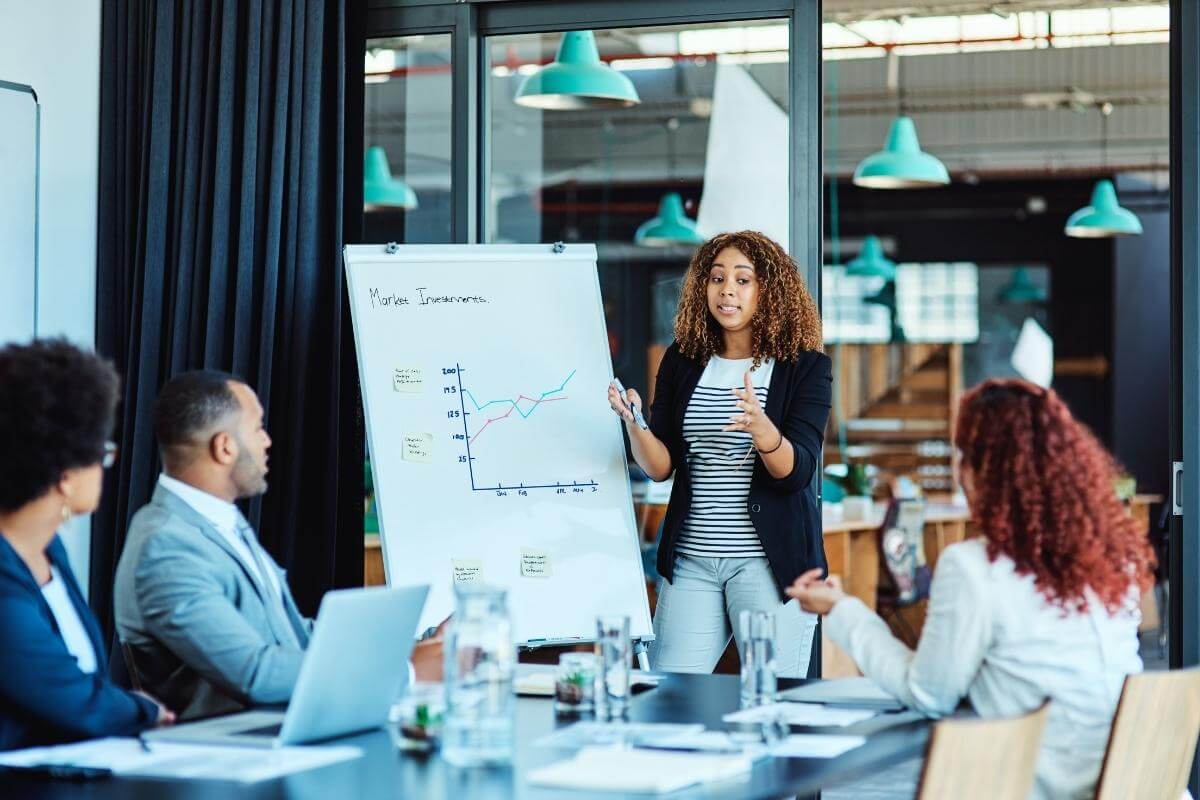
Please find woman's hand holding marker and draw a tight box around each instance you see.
[608,379,649,430]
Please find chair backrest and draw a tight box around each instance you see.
[1095,668,1200,800]
[119,641,144,693]
[879,498,930,605]
[916,703,1049,800]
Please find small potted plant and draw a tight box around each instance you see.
[841,463,874,522]
[554,652,597,714]
[390,683,445,752]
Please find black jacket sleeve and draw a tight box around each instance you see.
[647,344,680,476]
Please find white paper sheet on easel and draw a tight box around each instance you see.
[1011,317,1054,388]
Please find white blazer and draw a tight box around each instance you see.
[826,537,1142,800]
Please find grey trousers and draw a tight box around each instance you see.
[649,554,819,679]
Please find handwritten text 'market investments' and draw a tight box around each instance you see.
[369,287,490,309]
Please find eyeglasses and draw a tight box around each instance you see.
[102,441,119,469]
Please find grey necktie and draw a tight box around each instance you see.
[236,519,301,649]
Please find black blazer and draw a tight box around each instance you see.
[0,534,157,750]
[648,342,832,597]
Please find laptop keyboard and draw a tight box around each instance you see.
[240,723,283,737]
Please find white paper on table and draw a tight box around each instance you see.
[535,721,704,750]
[514,671,557,696]
[526,744,754,793]
[0,738,362,783]
[0,739,162,772]
[642,730,766,756]
[779,678,903,710]
[769,734,867,759]
[722,702,878,727]
[1011,317,1054,388]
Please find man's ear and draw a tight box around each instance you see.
[210,431,238,466]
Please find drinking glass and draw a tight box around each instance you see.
[739,609,778,709]
[595,615,631,720]
[443,585,516,766]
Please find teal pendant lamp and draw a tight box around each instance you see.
[853,116,950,189]
[863,279,906,343]
[1064,179,1142,238]
[863,279,896,310]
[998,267,1047,304]
[515,30,640,110]
[846,236,896,280]
[363,146,418,210]
[635,193,704,247]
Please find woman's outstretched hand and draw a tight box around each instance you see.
[725,370,779,448]
[786,568,847,615]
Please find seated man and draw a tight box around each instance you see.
[115,371,440,719]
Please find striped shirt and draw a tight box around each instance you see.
[675,356,775,558]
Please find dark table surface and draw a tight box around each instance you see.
[0,674,929,799]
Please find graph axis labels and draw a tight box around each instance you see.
[455,364,598,493]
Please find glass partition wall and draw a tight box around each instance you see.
[349,0,822,533]
[486,23,791,390]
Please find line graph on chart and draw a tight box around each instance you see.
[452,364,600,493]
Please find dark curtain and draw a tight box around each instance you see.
[93,0,362,638]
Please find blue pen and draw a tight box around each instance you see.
[610,379,649,430]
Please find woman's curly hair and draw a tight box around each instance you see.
[954,379,1154,613]
[0,338,120,512]
[673,231,822,365]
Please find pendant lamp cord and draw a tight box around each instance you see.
[1099,101,1113,173]
[827,59,848,459]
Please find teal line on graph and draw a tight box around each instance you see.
[456,364,597,490]
[461,369,577,419]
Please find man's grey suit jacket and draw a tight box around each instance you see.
[113,485,311,720]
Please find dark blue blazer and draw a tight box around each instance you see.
[0,534,157,750]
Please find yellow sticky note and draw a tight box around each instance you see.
[402,433,433,463]
[520,548,552,578]
[451,558,483,586]
[392,367,424,394]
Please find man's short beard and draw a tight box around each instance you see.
[231,445,267,500]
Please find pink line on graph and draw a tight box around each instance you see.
[468,396,569,445]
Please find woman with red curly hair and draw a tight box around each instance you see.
[608,231,830,677]
[789,379,1153,800]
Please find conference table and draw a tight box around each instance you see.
[0,673,930,799]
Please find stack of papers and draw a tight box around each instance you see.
[0,738,361,783]
[769,734,867,759]
[723,702,878,727]
[527,745,754,793]
[779,678,904,711]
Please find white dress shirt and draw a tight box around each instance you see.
[157,473,283,601]
[41,566,98,675]
[826,537,1142,800]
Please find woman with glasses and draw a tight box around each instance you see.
[0,339,174,750]
[789,379,1154,800]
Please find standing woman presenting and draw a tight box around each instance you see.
[609,231,831,677]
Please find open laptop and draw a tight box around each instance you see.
[145,584,428,747]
